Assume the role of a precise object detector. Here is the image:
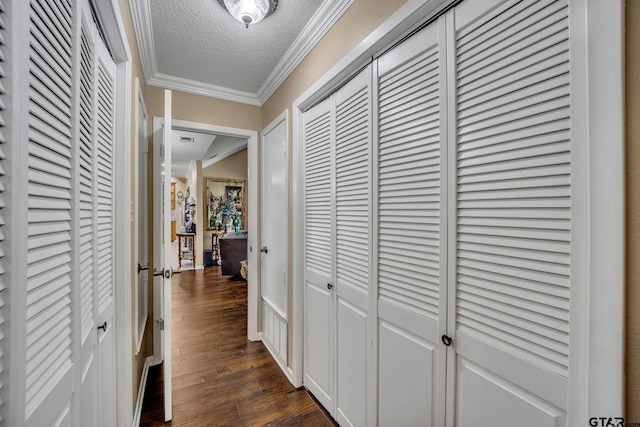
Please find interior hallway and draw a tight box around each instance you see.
[139,267,335,426]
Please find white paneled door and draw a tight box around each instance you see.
[302,0,577,425]
[261,113,289,365]
[152,90,174,422]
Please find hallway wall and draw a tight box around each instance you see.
[118,0,154,407]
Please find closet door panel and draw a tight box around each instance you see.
[303,97,335,411]
[376,19,447,427]
[334,68,371,427]
[451,0,571,424]
[25,0,76,424]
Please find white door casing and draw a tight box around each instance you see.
[261,111,289,370]
[151,90,174,422]
[162,90,174,423]
[134,78,149,354]
[152,117,164,366]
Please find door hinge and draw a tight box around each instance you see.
[157,318,165,331]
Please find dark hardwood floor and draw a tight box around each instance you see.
[139,267,337,426]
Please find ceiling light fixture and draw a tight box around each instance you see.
[218,0,278,28]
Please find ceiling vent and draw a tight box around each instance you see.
[180,136,195,143]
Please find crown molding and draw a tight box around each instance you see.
[257,0,356,104]
[129,0,354,106]
[128,0,158,83]
[147,73,262,106]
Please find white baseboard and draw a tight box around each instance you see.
[133,356,154,427]
[262,334,294,384]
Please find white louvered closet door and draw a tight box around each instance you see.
[25,0,76,424]
[303,96,335,412]
[375,18,448,427]
[94,31,117,427]
[334,67,371,427]
[78,5,99,426]
[449,0,571,425]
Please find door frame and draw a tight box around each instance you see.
[152,118,260,344]
[291,0,624,419]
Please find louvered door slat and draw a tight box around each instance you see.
[79,26,94,343]
[304,111,332,273]
[96,57,114,312]
[25,0,74,419]
[455,0,571,382]
[378,40,441,317]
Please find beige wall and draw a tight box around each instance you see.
[144,85,262,132]
[626,0,640,420]
[261,0,409,126]
[117,0,152,406]
[202,149,249,250]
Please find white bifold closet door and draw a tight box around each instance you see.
[375,15,448,427]
[303,67,372,426]
[303,0,574,425]
[15,0,118,425]
[448,0,571,424]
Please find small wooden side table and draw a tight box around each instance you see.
[211,232,224,265]
[176,232,195,268]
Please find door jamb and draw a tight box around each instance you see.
[153,118,260,342]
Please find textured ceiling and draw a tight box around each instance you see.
[148,0,324,94]
[131,0,352,175]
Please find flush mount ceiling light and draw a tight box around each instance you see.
[218,0,278,28]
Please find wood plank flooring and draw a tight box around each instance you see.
[139,267,337,426]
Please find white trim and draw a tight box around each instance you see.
[129,0,355,106]
[91,0,131,62]
[256,0,357,104]
[262,327,294,384]
[114,53,135,427]
[133,78,149,355]
[291,106,304,388]
[148,73,261,106]
[567,0,625,422]
[127,0,157,83]
[158,118,261,341]
[132,356,154,427]
[294,0,453,112]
